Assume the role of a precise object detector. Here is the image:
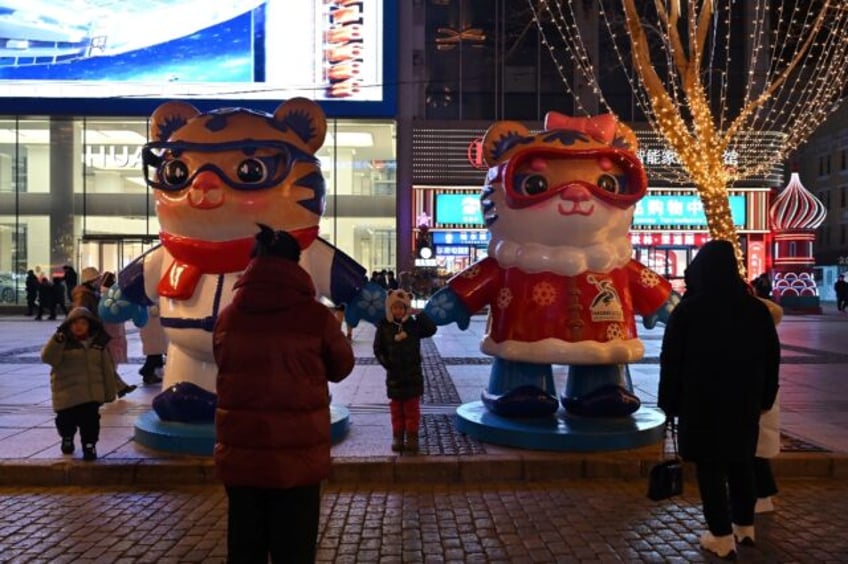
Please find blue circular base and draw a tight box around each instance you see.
[330,404,351,444]
[455,401,665,452]
[134,405,352,456]
[134,410,215,456]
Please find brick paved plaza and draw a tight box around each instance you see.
[0,310,846,561]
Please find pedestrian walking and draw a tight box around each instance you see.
[25,269,38,316]
[52,276,69,316]
[62,265,78,304]
[40,307,117,461]
[835,274,847,313]
[100,272,136,398]
[373,288,437,453]
[213,225,355,563]
[71,267,101,313]
[35,277,56,320]
[72,267,135,397]
[658,240,780,560]
[386,270,399,290]
[752,273,772,300]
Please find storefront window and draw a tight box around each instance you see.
[0,115,398,304]
[318,119,396,274]
[81,118,149,195]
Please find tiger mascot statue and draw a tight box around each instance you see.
[100,98,376,423]
[424,112,680,420]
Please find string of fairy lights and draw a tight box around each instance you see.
[528,0,848,275]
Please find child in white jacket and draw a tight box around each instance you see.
[755,297,783,513]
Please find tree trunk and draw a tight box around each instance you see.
[697,181,747,278]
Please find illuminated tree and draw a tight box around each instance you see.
[529,1,848,275]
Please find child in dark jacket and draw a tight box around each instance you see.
[373,289,437,453]
[41,307,117,461]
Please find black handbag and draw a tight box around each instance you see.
[647,421,684,501]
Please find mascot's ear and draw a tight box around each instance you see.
[149,101,201,142]
[274,97,327,153]
[482,121,531,166]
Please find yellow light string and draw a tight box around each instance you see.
[527,0,848,277]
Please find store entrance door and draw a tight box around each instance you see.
[77,236,158,276]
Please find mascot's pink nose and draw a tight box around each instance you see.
[187,170,225,210]
[559,183,592,202]
[191,170,221,192]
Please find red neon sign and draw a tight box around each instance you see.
[467,137,485,169]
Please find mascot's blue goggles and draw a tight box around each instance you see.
[489,147,647,210]
[142,140,319,192]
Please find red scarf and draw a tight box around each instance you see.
[158,227,319,300]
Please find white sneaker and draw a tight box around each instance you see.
[755,496,775,513]
[700,532,737,560]
[732,524,755,546]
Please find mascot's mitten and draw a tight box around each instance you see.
[424,287,471,330]
[344,281,388,327]
[643,291,681,330]
[99,285,149,327]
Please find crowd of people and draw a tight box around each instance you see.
[25,265,76,320]
[369,268,399,290]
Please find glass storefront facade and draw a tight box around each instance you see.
[0,116,397,305]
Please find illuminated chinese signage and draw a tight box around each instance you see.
[432,230,490,245]
[630,232,711,247]
[435,245,471,256]
[636,148,739,167]
[633,195,746,227]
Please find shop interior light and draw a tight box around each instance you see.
[324,132,374,147]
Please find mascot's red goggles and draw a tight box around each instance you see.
[489,147,648,209]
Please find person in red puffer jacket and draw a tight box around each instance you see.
[213,224,355,564]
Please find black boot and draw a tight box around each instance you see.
[82,443,97,461]
[391,431,404,452]
[60,436,74,455]
[140,355,164,384]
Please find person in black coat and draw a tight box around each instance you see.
[52,276,69,316]
[62,265,78,304]
[373,289,436,453]
[35,277,57,320]
[25,270,39,316]
[658,240,780,560]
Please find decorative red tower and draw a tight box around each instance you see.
[768,172,828,313]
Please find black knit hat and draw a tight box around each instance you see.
[251,223,301,261]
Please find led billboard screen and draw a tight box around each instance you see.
[435,193,485,227]
[0,0,395,116]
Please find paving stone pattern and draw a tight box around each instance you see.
[1,478,846,563]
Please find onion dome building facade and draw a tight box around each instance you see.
[769,172,828,313]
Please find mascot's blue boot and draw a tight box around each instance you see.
[560,364,640,417]
[481,358,559,417]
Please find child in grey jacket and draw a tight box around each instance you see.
[41,307,117,461]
